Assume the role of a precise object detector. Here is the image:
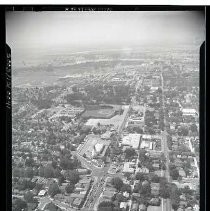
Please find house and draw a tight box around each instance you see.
[142,180,149,186]
[65,196,74,205]
[132,193,141,200]
[147,205,162,211]
[151,183,160,196]
[193,204,199,211]
[180,194,186,201]
[31,189,39,196]
[136,167,149,173]
[154,170,162,177]
[59,183,68,194]
[123,191,130,198]
[72,198,83,208]
[152,163,160,170]
[185,207,193,211]
[38,190,47,197]
[131,202,139,211]
[31,178,38,183]
[79,177,92,184]
[179,169,187,178]
[120,202,128,210]
[139,204,146,211]
[179,201,188,207]
[54,194,64,201]
[149,198,160,206]
[102,190,115,200]
[78,168,89,175]
[69,193,85,199]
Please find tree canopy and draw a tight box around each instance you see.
[48,182,60,197]
[111,177,124,192]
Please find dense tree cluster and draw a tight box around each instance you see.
[48,182,61,197]
[12,198,27,211]
[111,177,124,192]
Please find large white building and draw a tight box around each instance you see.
[182,108,198,117]
[122,134,141,149]
[140,140,153,150]
[92,143,104,157]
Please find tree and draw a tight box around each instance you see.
[17,179,36,191]
[160,180,170,199]
[190,123,198,133]
[44,165,54,178]
[150,174,160,183]
[121,184,131,193]
[124,148,136,160]
[136,172,145,181]
[65,183,75,194]
[132,126,143,134]
[138,149,147,162]
[124,172,131,180]
[25,157,34,167]
[98,201,114,211]
[58,175,65,185]
[38,166,45,177]
[80,126,91,135]
[170,168,179,180]
[141,183,151,196]
[178,126,189,136]
[160,187,170,199]
[34,183,43,192]
[24,191,35,203]
[53,168,62,178]
[48,182,60,197]
[133,182,142,193]
[44,202,62,211]
[111,177,124,192]
[182,161,191,176]
[12,198,27,211]
[182,186,194,195]
[65,170,79,184]
[170,186,180,210]
[47,133,57,145]
[24,167,34,178]
[60,157,70,170]
[52,161,58,169]
[13,168,23,178]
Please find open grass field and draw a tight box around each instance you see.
[85,105,130,129]
[82,108,116,119]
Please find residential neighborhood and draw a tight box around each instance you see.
[9,10,202,211]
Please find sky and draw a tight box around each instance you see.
[6,11,205,53]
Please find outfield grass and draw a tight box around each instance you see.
[82,108,115,119]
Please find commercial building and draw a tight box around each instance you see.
[122,134,141,149]
[140,140,153,150]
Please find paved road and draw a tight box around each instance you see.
[161,72,172,211]
[75,107,130,211]
[73,151,111,211]
[54,199,77,211]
